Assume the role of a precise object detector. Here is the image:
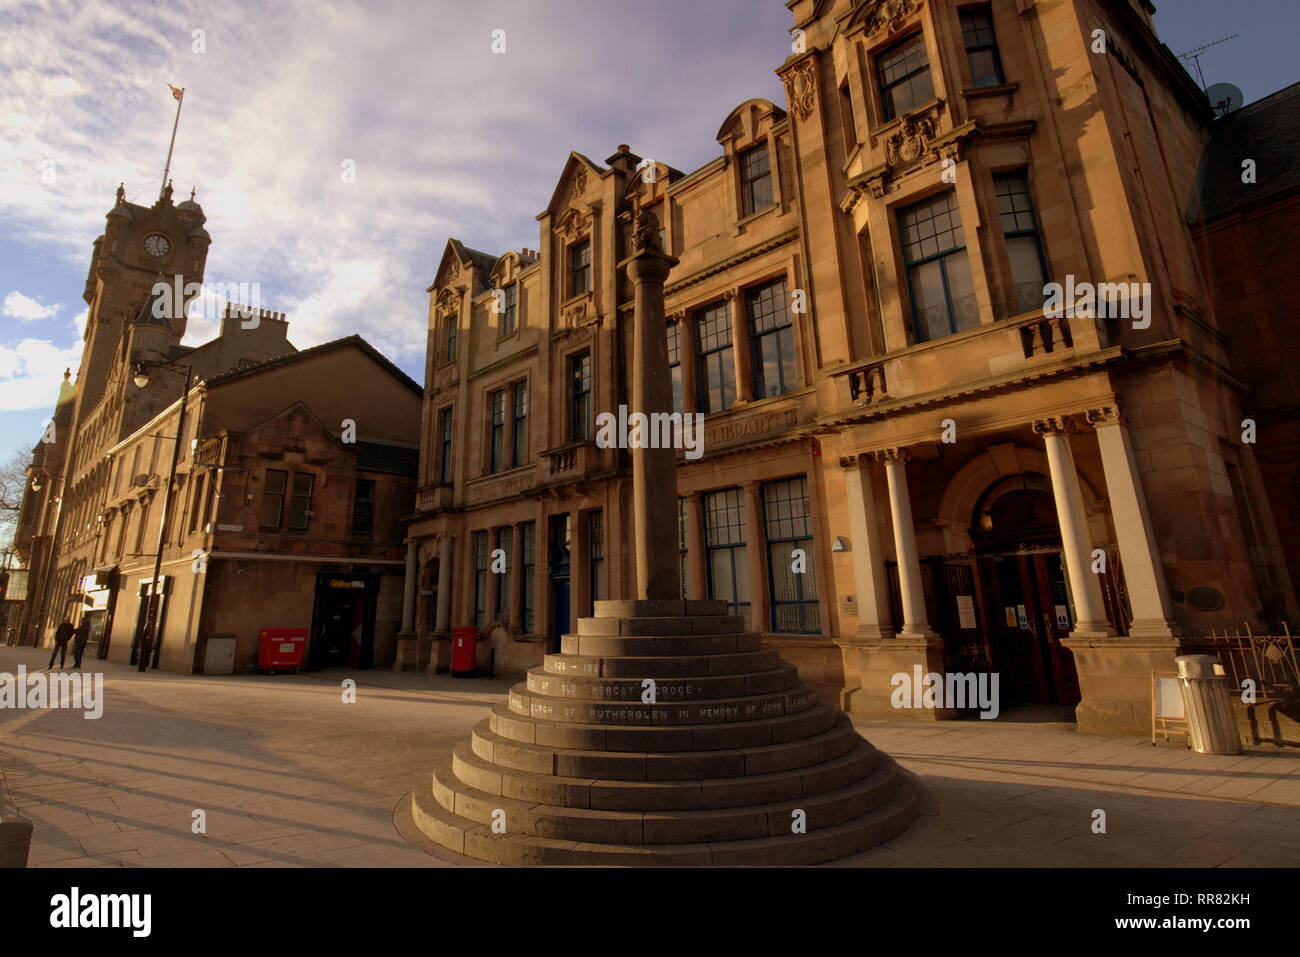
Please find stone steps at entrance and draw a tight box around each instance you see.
[409,604,921,865]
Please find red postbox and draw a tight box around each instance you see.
[451,626,478,678]
[259,628,307,673]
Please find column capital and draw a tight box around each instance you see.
[722,287,739,301]
[1032,416,1076,436]
[682,488,703,502]
[667,310,686,323]
[1085,405,1124,428]
[873,447,908,464]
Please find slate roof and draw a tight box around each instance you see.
[203,333,421,396]
[1195,82,1300,224]
[449,239,499,292]
[355,440,420,476]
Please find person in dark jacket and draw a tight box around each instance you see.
[71,618,91,669]
[48,620,74,669]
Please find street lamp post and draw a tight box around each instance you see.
[132,360,193,672]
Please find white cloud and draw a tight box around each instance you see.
[3,291,61,320]
[0,0,790,406]
[0,337,84,412]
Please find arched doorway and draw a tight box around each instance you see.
[971,474,1081,706]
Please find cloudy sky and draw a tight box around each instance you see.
[0,0,1295,460]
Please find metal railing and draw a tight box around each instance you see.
[1185,624,1299,700]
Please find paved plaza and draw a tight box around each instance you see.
[1,644,1297,867]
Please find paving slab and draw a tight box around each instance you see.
[3,644,1298,867]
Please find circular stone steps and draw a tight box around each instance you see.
[409,599,919,864]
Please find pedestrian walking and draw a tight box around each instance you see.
[72,618,91,669]
[48,619,74,669]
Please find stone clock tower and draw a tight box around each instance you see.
[74,181,212,418]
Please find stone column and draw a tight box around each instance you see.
[571,508,589,626]
[400,539,417,634]
[843,458,892,640]
[728,289,753,403]
[1034,418,1113,636]
[510,521,525,632]
[393,538,420,672]
[435,535,452,634]
[742,482,767,633]
[683,491,707,600]
[1051,409,1182,736]
[621,211,681,600]
[1088,407,1177,637]
[673,312,697,414]
[879,449,936,640]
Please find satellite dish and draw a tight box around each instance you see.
[1206,82,1244,118]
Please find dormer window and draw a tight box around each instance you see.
[570,240,591,297]
[878,32,934,121]
[500,282,517,337]
[739,145,773,217]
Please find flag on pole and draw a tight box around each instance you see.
[168,83,183,101]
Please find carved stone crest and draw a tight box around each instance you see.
[571,166,589,201]
[561,295,591,329]
[885,112,935,169]
[554,207,590,242]
[435,287,460,313]
[862,0,921,37]
[783,58,817,122]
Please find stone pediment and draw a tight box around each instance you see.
[540,152,605,219]
[847,0,921,37]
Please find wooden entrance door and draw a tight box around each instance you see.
[982,550,1079,705]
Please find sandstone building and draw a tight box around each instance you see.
[13,186,420,673]
[404,0,1296,735]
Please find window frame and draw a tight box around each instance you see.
[570,239,591,298]
[877,31,935,122]
[898,190,978,342]
[285,472,315,532]
[438,407,454,485]
[521,521,536,633]
[511,381,528,467]
[495,526,513,622]
[569,352,592,441]
[500,282,518,337]
[703,488,751,627]
[352,478,376,537]
[472,530,488,628]
[694,301,736,414]
[762,476,821,634]
[259,468,288,530]
[489,389,506,474]
[960,6,1006,88]
[739,143,774,218]
[993,171,1051,316]
[746,279,797,399]
[445,313,458,362]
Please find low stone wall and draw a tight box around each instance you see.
[1235,698,1300,748]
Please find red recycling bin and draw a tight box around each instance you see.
[451,626,478,678]
[259,628,307,673]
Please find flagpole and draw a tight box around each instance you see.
[160,86,184,200]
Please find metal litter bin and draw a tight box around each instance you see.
[1176,655,1242,754]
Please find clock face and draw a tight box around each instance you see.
[143,234,171,258]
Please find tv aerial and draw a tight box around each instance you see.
[1178,34,1238,91]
